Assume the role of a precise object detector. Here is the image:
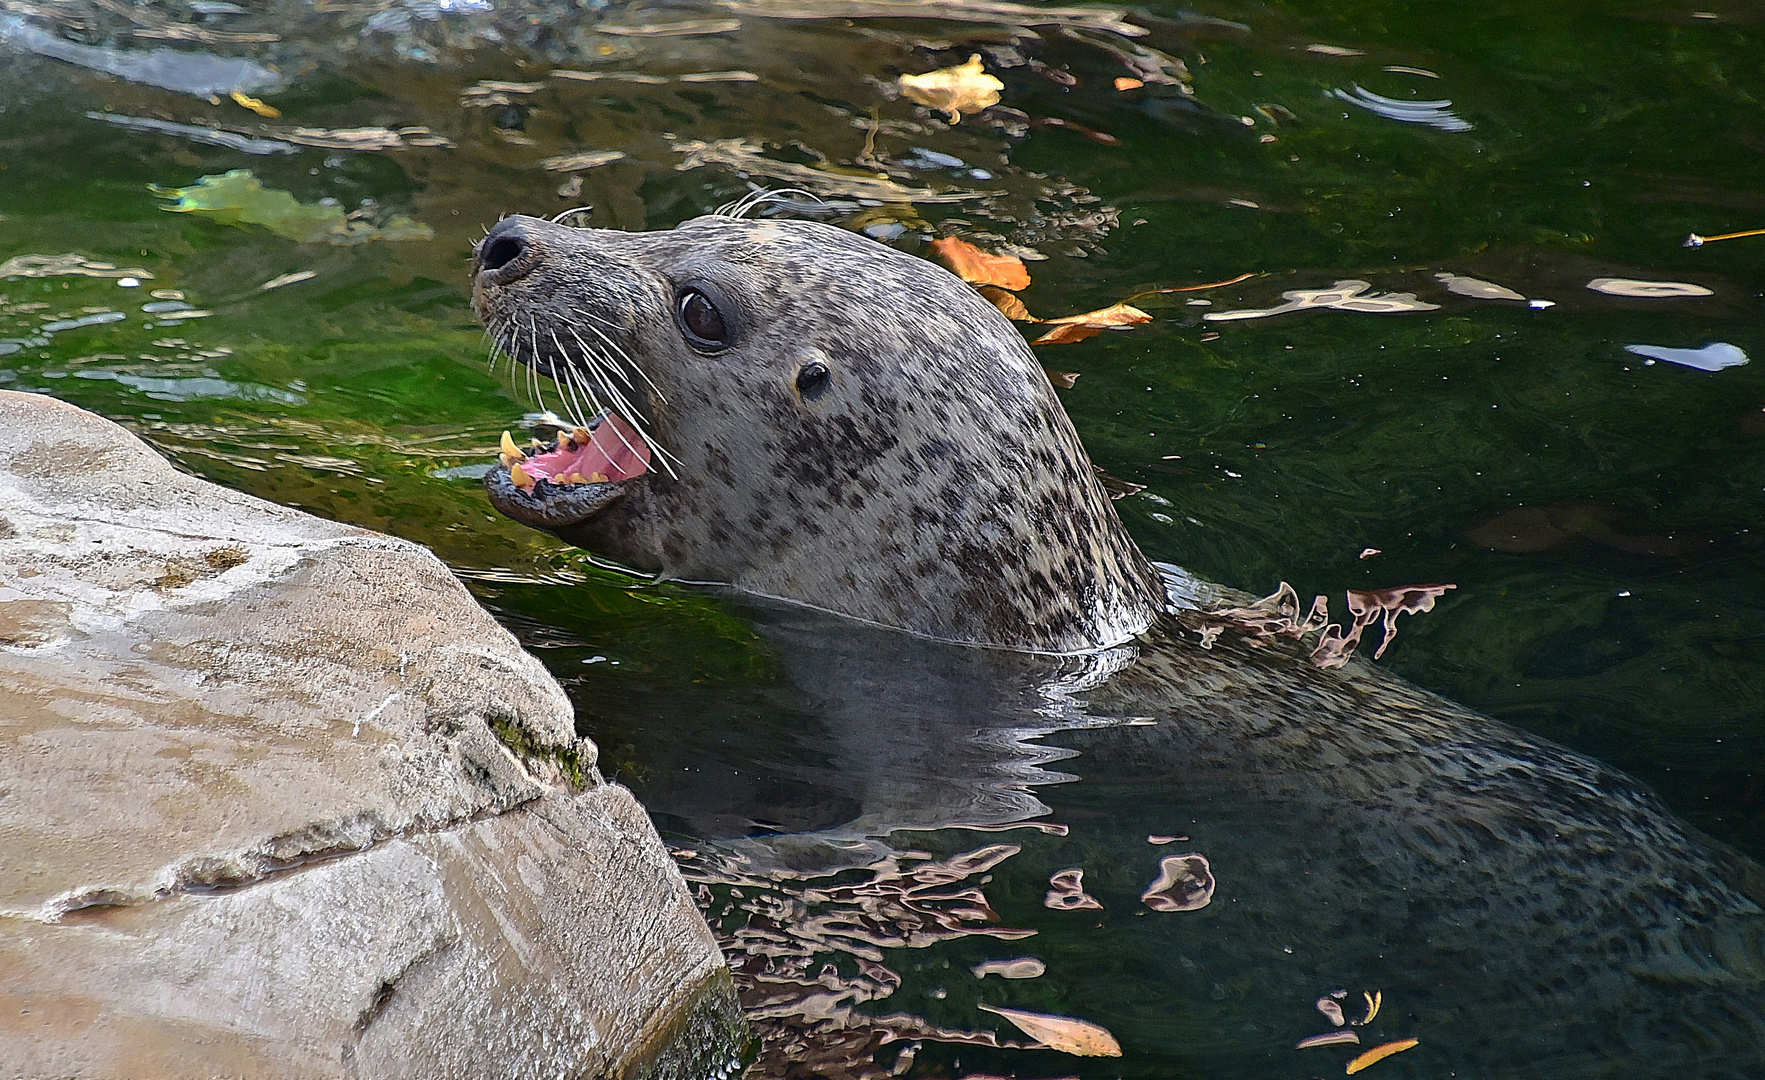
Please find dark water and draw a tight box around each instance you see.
[4,0,1764,1074]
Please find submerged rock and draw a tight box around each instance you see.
[0,390,738,1078]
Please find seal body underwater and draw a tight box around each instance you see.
[472,213,1765,1075]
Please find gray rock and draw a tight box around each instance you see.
[0,390,739,1078]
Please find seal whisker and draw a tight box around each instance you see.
[563,326,682,478]
[715,185,823,220]
[526,316,560,422]
[566,306,668,404]
[547,329,598,430]
[564,308,642,391]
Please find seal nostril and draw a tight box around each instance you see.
[479,234,526,273]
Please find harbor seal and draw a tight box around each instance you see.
[472,213,1765,1074]
[472,213,1163,654]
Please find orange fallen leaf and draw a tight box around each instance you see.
[980,284,1037,321]
[931,237,1031,291]
[1345,1038,1418,1074]
[977,1003,1122,1056]
[1034,323,1106,345]
[898,54,1003,123]
[1032,302,1152,345]
[1115,76,1144,90]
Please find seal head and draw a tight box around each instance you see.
[472,213,1164,653]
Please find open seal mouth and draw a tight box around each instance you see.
[484,413,651,530]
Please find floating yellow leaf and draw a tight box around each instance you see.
[1356,989,1382,1025]
[898,54,1003,123]
[1345,1038,1417,1074]
[930,236,1031,291]
[1114,76,1144,90]
[977,1003,1122,1056]
[1032,302,1152,345]
[229,89,280,117]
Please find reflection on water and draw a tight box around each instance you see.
[555,598,1765,1077]
[5,0,1765,1072]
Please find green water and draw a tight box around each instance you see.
[4,0,1764,1074]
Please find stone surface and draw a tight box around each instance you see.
[0,390,737,1078]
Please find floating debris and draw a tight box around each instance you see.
[1147,834,1186,845]
[1587,277,1712,297]
[151,170,433,244]
[1045,868,1103,911]
[552,70,671,84]
[1359,547,1382,559]
[229,90,280,117]
[0,254,153,281]
[596,18,742,36]
[1684,226,1765,247]
[1115,76,1144,90]
[1142,853,1215,911]
[898,54,1004,123]
[1346,1037,1418,1074]
[1307,44,1366,56]
[1333,84,1471,132]
[673,137,981,205]
[1297,1030,1360,1049]
[1312,584,1455,668]
[1624,342,1747,371]
[1435,271,1525,301]
[931,236,1030,290]
[977,1004,1122,1056]
[972,957,1046,979]
[41,311,125,332]
[1383,65,1440,78]
[538,151,627,172]
[461,79,545,99]
[1207,280,1439,321]
[270,125,454,150]
[1033,302,1153,345]
[258,270,316,291]
[679,70,762,83]
[86,112,297,155]
[723,0,1149,37]
[1317,996,1347,1026]
[1355,989,1382,1025]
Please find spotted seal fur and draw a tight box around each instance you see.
[472,213,1163,653]
[473,213,1765,1074]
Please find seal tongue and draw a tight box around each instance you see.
[517,413,651,487]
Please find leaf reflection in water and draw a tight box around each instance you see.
[1140,852,1215,911]
[1044,867,1104,910]
[677,842,1039,1076]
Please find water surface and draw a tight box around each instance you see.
[3,0,1763,1074]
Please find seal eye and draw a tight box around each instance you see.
[795,360,832,401]
[676,288,730,352]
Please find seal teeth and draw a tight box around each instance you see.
[499,430,527,464]
[557,430,574,451]
[509,461,535,489]
[571,426,593,445]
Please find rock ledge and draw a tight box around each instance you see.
[0,390,737,1079]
